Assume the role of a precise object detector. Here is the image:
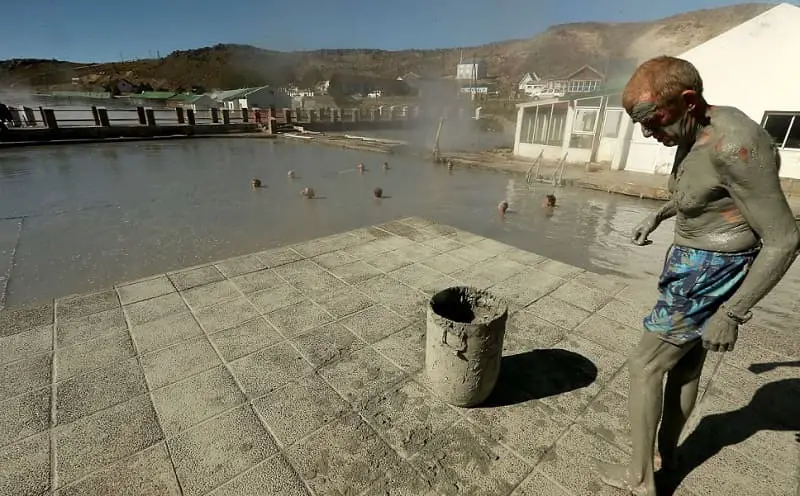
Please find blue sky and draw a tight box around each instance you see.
[2,0,771,62]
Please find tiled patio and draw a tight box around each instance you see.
[0,217,797,496]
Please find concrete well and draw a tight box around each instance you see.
[425,286,508,407]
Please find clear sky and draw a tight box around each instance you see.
[1,0,774,62]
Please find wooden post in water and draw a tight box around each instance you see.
[98,108,110,127]
[136,107,146,125]
[176,107,185,124]
[241,108,249,123]
[187,109,196,126]
[43,109,58,129]
[432,115,445,163]
[145,108,156,126]
[284,108,293,124]
[352,109,359,122]
[23,107,36,126]
[91,106,101,126]
[211,108,219,123]
[222,109,231,125]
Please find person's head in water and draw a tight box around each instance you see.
[357,163,365,172]
[382,162,389,170]
[301,187,315,198]
[287,170,295,179]
[251,178,261,188]
[622,56,708,148]
[544,194,556,207]
[373,187,383,198]
[498,201,509,214]
[447,161,453,170]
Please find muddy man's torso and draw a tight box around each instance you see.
[669,106,780,253]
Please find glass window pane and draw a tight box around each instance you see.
[784,116,800,149]
[763,114,792,145]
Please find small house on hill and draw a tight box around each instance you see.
[210,86,291,110]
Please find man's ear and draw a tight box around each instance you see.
[681,90,700,111]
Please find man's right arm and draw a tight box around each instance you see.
[653,198,677,224]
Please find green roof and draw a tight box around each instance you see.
[167,93,207,103]
[49,91,112,99]
[136,91,178,100]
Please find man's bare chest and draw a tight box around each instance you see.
[671,149,732,216]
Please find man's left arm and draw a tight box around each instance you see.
[717,135,800,318]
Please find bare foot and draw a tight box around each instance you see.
[597,462,649,496]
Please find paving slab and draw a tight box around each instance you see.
[0,217,797,496]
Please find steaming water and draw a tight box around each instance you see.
[1,137,800,336]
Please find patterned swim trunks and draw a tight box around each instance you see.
[643,244,759,345]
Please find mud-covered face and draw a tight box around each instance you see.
[628,100,688,147]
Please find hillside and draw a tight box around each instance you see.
[0,3,774,94]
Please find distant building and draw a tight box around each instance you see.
[518,72,545,97]
[396,72,420,81]
[460,86,489,95]
[543,66,604,94]
[456,62,487,80]
[165,93,216,109]
[210,86,292,110]
[367,90,383,98]
[285,86,315,97]
[316,80,330,95]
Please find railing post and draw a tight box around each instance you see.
[23,107,36,126]
[352,109,359,122]
[332,108,340,123]
[176,107,185,124]
[211,107,219,124]
[369,109,377,121]
[145,108,157,126]
[136,106,146,125]
[43,108,58,129]
[98,108,111,126]
[241,108,248,123]
[222,108,230,125]
[284,108,293,124]
[91,106,101,125]
[187,109,196,126]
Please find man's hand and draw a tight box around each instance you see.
[701,311,739,352]
[631,215,659,246]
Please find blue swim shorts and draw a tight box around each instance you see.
[643,244,758,345]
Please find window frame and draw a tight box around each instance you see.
[760,111,800,149]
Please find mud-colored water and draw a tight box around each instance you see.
[1,138,799,331]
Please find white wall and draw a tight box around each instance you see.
[623,3,800,177]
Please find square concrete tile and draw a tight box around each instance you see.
[0,353,51,401]
[209,317,283,362]
[596,298,652,331]
[420,252,473,275]
[465,394,573,465]
[420,235,465,253]
[738,321,800,360]
[312,249,359,269]
[345,239,396,260]
[363,379,460,459]
[537,259,585,279]
[248,284,305,314]
[490,269,566,308]
[214,254,266,278]
[229,269,285,294]
[229,341,312,398]
[56,357,147,425]
[557,334,627,385]
[286,414,402,495]
[0,431,50,496]
[409,420,531,496]
[551,280,614,312]
[280,270,348,301]
[55,394,163,488]
[390,263,460,295]
[0,324,51,366]
[328,260,382,284]
[140,337,221,389]
[578,389,632,452]
[448,244,496,264]
[572,271,629,296]
[56,289,119,321]
[55,442,181,496]
[265,300,334,339]
[394,243,442,262]
[338,304,410,344]
[253,374,349,446]
[128,311,204,355]
[254,246,304,268]
[293,322,365,368]
[365,461,439,496]
[0,302,53,338]
[56,307,127,347]
[124,292,186,327]
[363,249,414,272]
[56,332,136,381]
[507,310,568,348]
[206,454,309,496]
[504,248,546,267]
[705,364,796,428]
[471,238,515,256]
[312,288,374,319]
[181,280,240,310]
[452,257,526,288]
[354,275,426,317]
[193,297,260,334]
[526,295,591,330]
[319,346,406,407]
[152,366,246,437]
[168,405,277,496]
[116,274,176,305]
[168,265,224,291]
[536,423,629,496]
[511,470,571,496]
[372,320,426,374]
[574,314,641,357]
[0,386,50,447]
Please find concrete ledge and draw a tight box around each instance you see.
[0,219,796,495]
[0,123,261,144]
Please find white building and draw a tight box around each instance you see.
[456,62,487,80]
[518,72,544,97]
[513,3,800,178]
[210,86,292,111]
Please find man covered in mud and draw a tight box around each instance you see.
[599,55,800,495]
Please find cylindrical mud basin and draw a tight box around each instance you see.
[425,286,508,407]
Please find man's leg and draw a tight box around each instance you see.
[599,331,698,495]
[657,342,707,468]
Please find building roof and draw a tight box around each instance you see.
[211,86,271,101]
[49,91,112,99]
[136,91,178,100]
[167,93,209,103]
